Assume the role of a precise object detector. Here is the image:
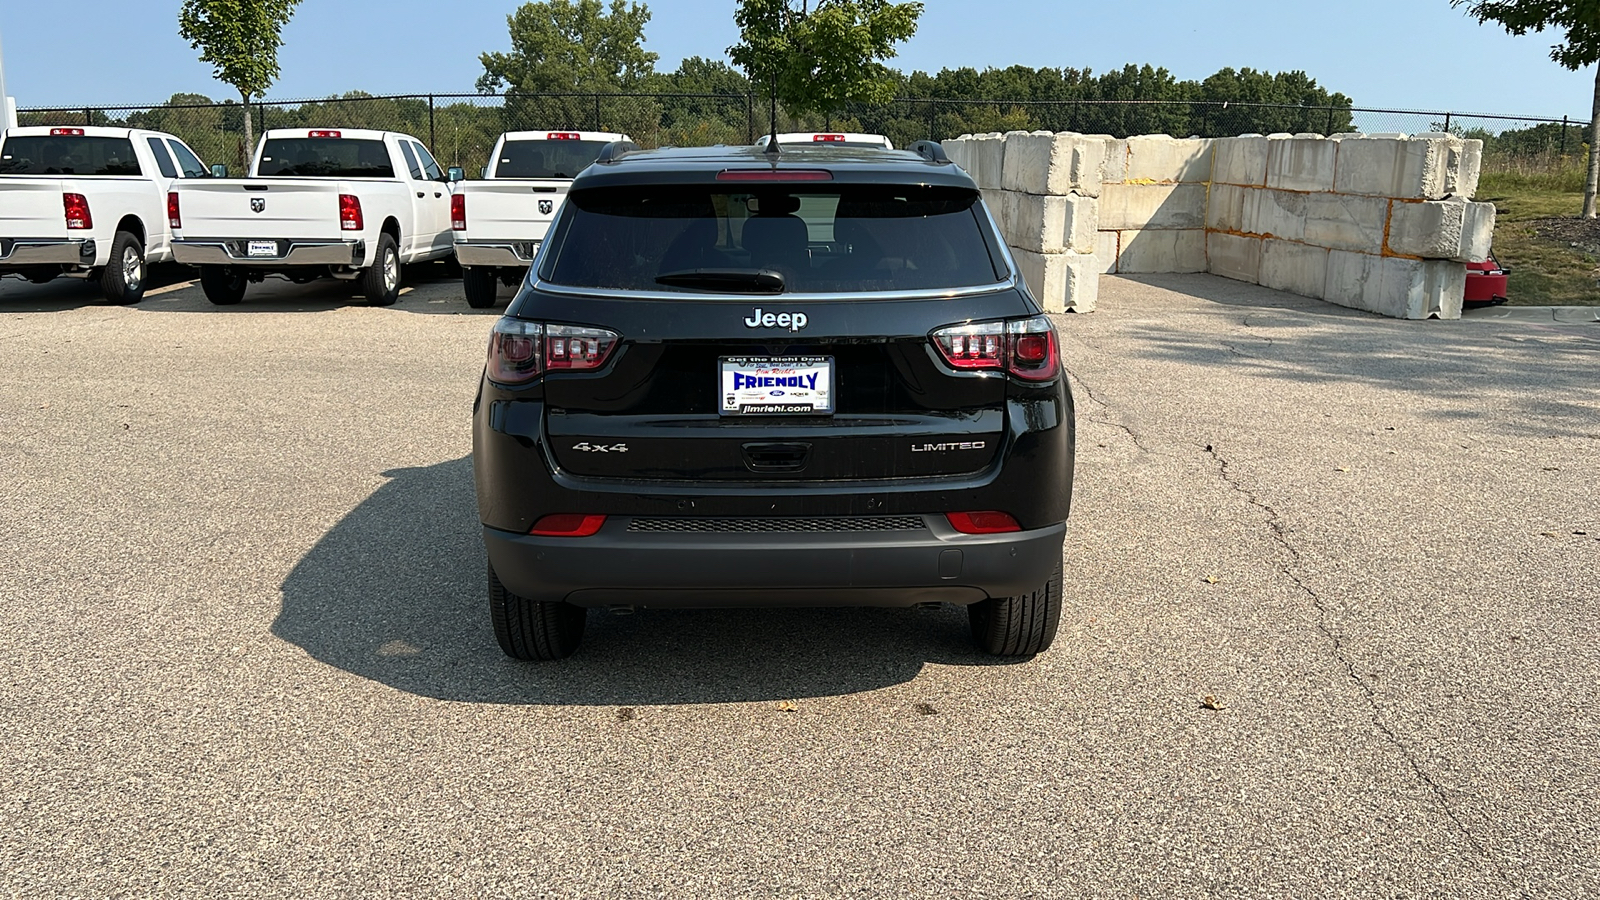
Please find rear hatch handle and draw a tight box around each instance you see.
[742,442,811,473]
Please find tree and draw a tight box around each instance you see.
[178,0,303,167]
[1453,0,1600,216]
[478,0,658,134]
[729,0,923,137]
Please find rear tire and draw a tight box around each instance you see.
[463,266,498,308]
[489,562,586,661]
[968,561,1063,656]
[199,266,247,305]
[99,230,146,305]
[362,233,401,306]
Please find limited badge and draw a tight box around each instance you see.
[250,197,266,213]
[538,199,553,215]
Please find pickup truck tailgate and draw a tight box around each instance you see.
[0,180,70,238]
[460,180,567,243]
[174,179,348,240]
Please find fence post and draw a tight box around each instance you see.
[1326,106,1333,135]
[84,107,92,126]
[927,101,935,142]
[1562,116,1569,155]
[746,92,754,144]
[428,94,436,150]
[1444,112,1451,134]
[593,94,601,131]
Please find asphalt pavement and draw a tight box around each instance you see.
[1,267,1595,898]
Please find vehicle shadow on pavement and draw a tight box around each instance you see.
[274,457,1018,706]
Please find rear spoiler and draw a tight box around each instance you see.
[596,140,642,165]
[909,140,950,164]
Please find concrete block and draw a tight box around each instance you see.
[1245,189,1307,242]
[980,188,1008,236]
[1447,140,1483,198]
[1386,196,1497,262]
[1125,135,1214,183]
[1012,248,1100,313]
[1001,191,1099,254]
[1117,229,1207,273]
[1259,239,1329,300]
[1212,136,1268,186]
[1001,131,1112,196]
[1266,135,1337,192]
[1098,137,1128,184]
[1325,251,1466,319]
[1099,182,1207,230]
[963,132,1007,191]
[1096,230,1120,274]
[1206,183,1249,233]
[1303,192,1389,255]
[1334,135,1466,199]
[1207,232,1262,284]
[942,135,973,175]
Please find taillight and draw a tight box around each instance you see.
[545,324,619,370]
[930,315,1060,382]
[451,193,466,231]
[716,169,833,182]
[339,194,363,231]
[813,134,845,142]
[529,514,607,537]
[547,132,580,140]
[50,128,85,136]
[947,511,1022,534]
[308,130,342,139]
[486,319,622,385]
[167,191,181,229]
[63,193,92,230]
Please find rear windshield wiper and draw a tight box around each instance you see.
[654,268,785,293]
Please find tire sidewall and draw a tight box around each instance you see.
[364,236,401,306]
[100,231,146,305]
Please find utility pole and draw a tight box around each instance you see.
[0,27,16,132]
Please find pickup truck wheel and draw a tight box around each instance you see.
[463,267,498,308]
[968,560,1063,656]
[489,561,586,660]
[199,267,247,305]
[362,234,401,306]
[99,231,146,305]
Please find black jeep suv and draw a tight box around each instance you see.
[472,141,1075,660]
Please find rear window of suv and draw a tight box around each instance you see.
[0,136,142,176]
[541,184,1008,294]
[257,138,395,178]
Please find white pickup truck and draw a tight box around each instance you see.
[0,125,214,304]
[449,130,632,308]
[170,128,455,306]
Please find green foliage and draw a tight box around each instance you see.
[730,0,923,118]
[478,0,658,93]
[1453,0,1600,69]
[177,0,303,101]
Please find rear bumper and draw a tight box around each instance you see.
[171,238,364,268]
[0,237,96,268]
[483,517,1066,608]
[454,240,538,268]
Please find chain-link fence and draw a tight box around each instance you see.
[15,92,1588,176]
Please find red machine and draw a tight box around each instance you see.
[1464,254,1510,305]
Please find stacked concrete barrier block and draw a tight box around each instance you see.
[975,131,1108,311]
[1205,131,1493,319]
[1098,135,1211,274]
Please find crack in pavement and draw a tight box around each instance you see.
[1201,441,1524,897]
[1064,364,1152,453]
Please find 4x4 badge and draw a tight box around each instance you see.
[743,308,808,332]
[573,442,628,453]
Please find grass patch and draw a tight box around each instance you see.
[1477,166,1599,305]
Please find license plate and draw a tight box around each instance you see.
[719,356,833,416]
[247,240,279,258]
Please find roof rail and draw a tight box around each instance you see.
[596,140,641,164]
[909,140,949,163]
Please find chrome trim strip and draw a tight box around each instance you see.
[454,241,537,267]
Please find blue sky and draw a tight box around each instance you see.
[1,0,1591,118]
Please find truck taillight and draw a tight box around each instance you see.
[308,130,342,138]
[167,191,181,229]
[930,315,1060,382]
[339,194,363,231]
[51,128,85,136]
[547,132,580,140]
[451,193,466,231]
[486,319,621,385]
[63,193,93,230]
[813,134,846,142]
